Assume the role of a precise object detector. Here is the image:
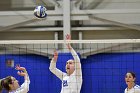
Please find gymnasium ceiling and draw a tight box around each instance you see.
[0,0,140,58]
[0,0,140,31]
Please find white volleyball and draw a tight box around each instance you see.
[34,6,47,18]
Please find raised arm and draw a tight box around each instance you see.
[49,50,65,80]
[66,34,82,77]
[15,65,30,93]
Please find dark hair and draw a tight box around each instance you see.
[0,79,3,92]
[0,76,13,92]
[127,71,136,78]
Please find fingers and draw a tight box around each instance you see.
[15,64,27,76]
[65,34,72,49]
[66,34,71,40]
[54,50,58,56]
[53,50,58,61]
[15,64,20,70]
[15,64,26,71]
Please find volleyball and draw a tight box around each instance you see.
[34,6,47,18]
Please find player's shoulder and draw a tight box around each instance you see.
[63,73,67,76]
[124,88,127,93]
[134,84,140,89]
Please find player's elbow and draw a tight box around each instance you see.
[49,66,55,72]
[24,88,29,93]
[22,86,29,93]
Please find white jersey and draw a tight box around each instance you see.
[49,48,82,93]
[61,71,82,93]
[9,76,30,93]
[124,84,140,93]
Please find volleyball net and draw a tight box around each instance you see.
[0,39,140,93]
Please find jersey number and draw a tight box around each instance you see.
[63,80,68,87]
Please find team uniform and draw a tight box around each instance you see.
[124,84,140,93]
[9,76,30,93]
[49,48,82,93]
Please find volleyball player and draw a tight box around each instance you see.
[125,72,140,93]
[0,65,30,93]
[49,34,83,93]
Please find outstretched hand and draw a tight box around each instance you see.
[53,50,58,62]
[66,34,71,40]
[66,34,72,50]
[15,64,27,76]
